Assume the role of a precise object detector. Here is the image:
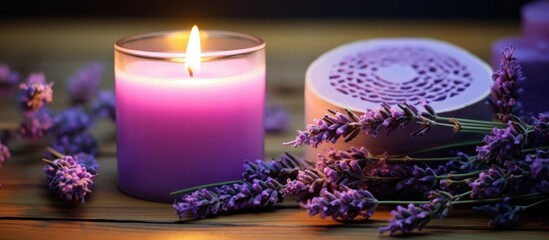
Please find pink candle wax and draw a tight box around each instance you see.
[115,30,266,202]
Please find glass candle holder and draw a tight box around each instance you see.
[114,30,266,202]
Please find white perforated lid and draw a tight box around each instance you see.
[306,38,493,113]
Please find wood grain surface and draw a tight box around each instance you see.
[1,19,548,239]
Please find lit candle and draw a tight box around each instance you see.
[114,26,265,202]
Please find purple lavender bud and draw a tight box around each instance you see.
[0,64,21,96]
[67,62,104,104]
[283,169,333,204]
[91,89,116,121]
[18,72,54,112]
[379,203,432,235]
[473,198,524,229]
[47,131,99,158]
[396,166,438,196]
[486,47,524,122]
[476,121,526,164]
[49,163,95,202]
[74,153,99,175]
[174,188,221,219]
[305,187,378,220]
[18,108,54,140]
[469,166,507,199]
[0,141,11,166]
[44,155,79,181]
[174,178,284,219]
[265,104,291,132]
[53,107,93,135]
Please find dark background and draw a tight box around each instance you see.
[1,0,536,20]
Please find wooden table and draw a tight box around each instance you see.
[1,19,548,239]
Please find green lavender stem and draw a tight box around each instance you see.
[436,117,507,127]
[525,197,549,209]
[378,192,546,206]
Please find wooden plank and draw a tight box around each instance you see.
[0,220,548,240]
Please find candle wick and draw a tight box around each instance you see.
[187,67,194,78]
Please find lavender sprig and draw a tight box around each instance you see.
[43,155,97,203]
[0,64,21,96]
[304,186,378,220]
[67,62,104,104]
[284,103,420,148]
[18,72,54,112]
[487,47,524,123]
[284,102,503,148]
[173,178,284,219]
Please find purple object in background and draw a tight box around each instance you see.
[522,0,549,41]
[491,0,549,114]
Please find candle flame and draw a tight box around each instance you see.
[185,25,201,78]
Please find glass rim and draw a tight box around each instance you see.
[114,30,266,60]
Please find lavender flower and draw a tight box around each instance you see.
[44,155,96,202]
[174,178,284,219]
[242,153,311,183]
[486,47,524,122]
[265,104,291,132]
[91,89,115,121]
[53,107,93,135]
[469,166,507,199]
[67,62,104,104]
[18,108,54,140]
[0,141,11,166]
[474,198,525,229]
[476,120,526,164]
[284,102,424,148]
[18,72,54,112]
[304,187,378,220]
[49,163,95,202]
[48,131,99,157]
[379,203,432,235]
[0,64,21,95]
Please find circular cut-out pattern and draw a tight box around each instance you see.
[328,47,473,105]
